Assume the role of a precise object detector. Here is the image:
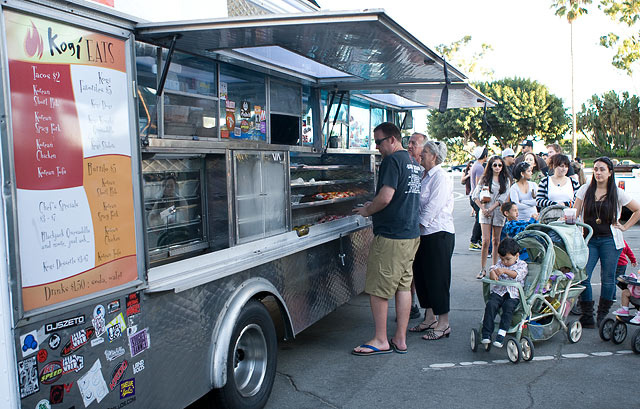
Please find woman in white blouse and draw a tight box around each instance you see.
[509,162,538,221]
[536,154,579,209]
[409,141,454,341]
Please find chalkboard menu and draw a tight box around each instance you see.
[4,11,138,311]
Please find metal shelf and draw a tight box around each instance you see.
[144,195,201,205]
[291,195,359,210]
[147,219,202,233]
[290,178,369,188]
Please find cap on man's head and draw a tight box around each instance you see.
[473,146,485,160]
[520,140,534,148]
[502,148,515,158]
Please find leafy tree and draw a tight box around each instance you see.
[428,78,570,157]
[577,90,640,154]
[435,36,494,81]
[551,0,592,158]
[599,0,640,75]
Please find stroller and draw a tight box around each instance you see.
[470,213,593,363]
[598,274,640,354]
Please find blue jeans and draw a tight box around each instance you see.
[580,236,622,302]
[482,292,519,339]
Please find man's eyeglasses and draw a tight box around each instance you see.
[375,135,392,145]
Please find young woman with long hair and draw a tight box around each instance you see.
[574,157,640,327]
[471,156,511,279]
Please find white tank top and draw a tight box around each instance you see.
[547,177,574,203]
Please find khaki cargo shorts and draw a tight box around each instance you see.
[365,235,420,299]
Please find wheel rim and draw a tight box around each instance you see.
[613,322,627,344]
[521,338,533,361]
[570,321,582,342]
[506,339,520,363]
[601,320,614,341]
[233,323,268,397]
[470,330,476,351]
[633,331,640,354]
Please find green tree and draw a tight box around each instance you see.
[577,90,640,154]
[599,0,640,75]
[551,0,592,158]
[435,36,494,81]
[428,78,569,158]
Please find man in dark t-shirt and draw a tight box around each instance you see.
[352,122,420,356]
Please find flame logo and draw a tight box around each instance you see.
[24,21,43,59]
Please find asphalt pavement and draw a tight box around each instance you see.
[264,173,639,409]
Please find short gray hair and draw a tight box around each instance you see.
[411,132,427,146]
[424,140,447,165]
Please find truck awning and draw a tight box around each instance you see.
[135,9,495,109]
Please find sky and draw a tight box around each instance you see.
[105,0,639,136]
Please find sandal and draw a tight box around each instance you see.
[476,270,486,280]
[408,320,437,333]
[422,327,451,340]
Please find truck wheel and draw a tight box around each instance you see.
[213,300,277,409]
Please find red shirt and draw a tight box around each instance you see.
[618,241,637,266]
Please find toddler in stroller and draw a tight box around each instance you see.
[612,272,640,323]
[481,238,528,348]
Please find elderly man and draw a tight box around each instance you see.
[352,122,421,355]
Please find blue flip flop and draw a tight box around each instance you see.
[351,344,392,356]
[389,339,408,354]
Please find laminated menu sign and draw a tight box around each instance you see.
[5,11,138,311]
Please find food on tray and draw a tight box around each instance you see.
[317,215,345,224]
[314,191,355,200]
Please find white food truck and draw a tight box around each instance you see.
[0,1,493,408]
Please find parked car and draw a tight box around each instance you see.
[615,159,640,173]
[448,160,473,172]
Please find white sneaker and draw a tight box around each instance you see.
[481,338,491,345]
[630,313,640,325]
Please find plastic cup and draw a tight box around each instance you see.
[564,208,577,225]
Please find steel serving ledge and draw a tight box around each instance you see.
[147,215,371,293]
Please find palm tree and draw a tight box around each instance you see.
[551,0,592,159]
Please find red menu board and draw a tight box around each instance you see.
[4,11,138,311]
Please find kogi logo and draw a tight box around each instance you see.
[45,315,85,334]
[109,360,128,391]
[104,347,125,362]
[39,361,63,384]
[62,355,84,374]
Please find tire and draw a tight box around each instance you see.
[612,321,627,345]
[631,328,640,354]
[598,318,615,342]
[470,328,479,352]
[213,300,277,409]
[520,336,535,362]
[506,337,521,364]
[566,320,582,344]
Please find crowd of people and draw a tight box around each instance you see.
[351,122,640,356]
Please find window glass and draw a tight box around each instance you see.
[165,51,217,97]
[349,99,370,148]
[323,92,349,149]
[135,42,158,137]
[270,81,301,115]
[163,93,217,138]
[371,107,386,136]
[220,65,266,141]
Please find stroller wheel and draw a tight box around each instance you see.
[506,337,521,364]
[612,321,627,345]
[520,336,535,362]
[631,328,640,354]
[567,320,583,344]
[470,328,479,352]
[598,318,615,341]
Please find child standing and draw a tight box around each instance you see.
[612,272,640,324]
[481,238,529,347]
[616,240,637,279]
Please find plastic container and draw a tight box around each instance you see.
[291,194,304,205]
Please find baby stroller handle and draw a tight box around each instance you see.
[576,221,593,243]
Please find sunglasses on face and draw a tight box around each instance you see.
[374,135,392,145]
[492,163,503,168]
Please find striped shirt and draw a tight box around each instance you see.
[536,175,580,208]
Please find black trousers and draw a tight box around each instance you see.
[482,292,519,338]
[469,196,481,244]
[413,231,455,315]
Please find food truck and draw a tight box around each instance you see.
[0,0,493,408]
